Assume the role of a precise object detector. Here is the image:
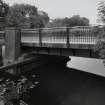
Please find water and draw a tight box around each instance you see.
[1,61,105,105]
[68,56,105,77]
[20,56,105,105]
[26,62,105,105]
[2,46,105,105]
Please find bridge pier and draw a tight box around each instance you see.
[3,28,21,74]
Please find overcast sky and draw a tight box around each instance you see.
[4,0,102,24]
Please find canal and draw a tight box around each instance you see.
[1,46,105,105]
[23,58,105,105]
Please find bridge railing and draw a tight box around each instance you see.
[0,26,99,46]
[21,26,97,46]
[41,27,67,44]
[0,31,5,45]
[21,29,39,43]
[69,26,96,44]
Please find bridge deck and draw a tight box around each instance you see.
[0,26,99,58]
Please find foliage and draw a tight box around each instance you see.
[97,1,105,24]
[0,0,9,17]
[46,15,89,28]
[93,25,105,60]
[5,4,49,28]
[0,0,9,30]
[68,15,89,27]
[46,17,69,27]
[38,11,49,26]
[94,1,105,60]
[6,4,37,28]
[29,11,49,28]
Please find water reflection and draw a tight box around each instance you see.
[24,62,105,105]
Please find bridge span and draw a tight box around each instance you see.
[0,26,101,75]
[21,26,98,58]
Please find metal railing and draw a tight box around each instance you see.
[0,31,5,45]
[69,26,96,44]
[21,26,97,46]
[0,26,99,46]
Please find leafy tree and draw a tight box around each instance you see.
[46,15,89,27]
[68,15,89,27]
[38,11,49,26]
[0,0,9,30]
[97,1,105,24]
[46,17,69,27]
[0,0,9,17]
[94,1,105,60]
[6,4,49,28]
[30,11,49,28]
[6,4,37,28]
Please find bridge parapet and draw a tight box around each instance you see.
[0,26,98,46]
[21,26,97,49]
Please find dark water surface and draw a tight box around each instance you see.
[24,62,105,105]
[2,47,105,105]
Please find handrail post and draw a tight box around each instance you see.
[3,28,21,75]
[66,27,70,48]
[0,45,2,66]
[39,28,42,46]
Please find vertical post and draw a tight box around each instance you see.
[39,28,42,46]
[0,45,2,66]
[66,27,70,47]
[4,28,21,74]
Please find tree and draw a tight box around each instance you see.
[46,15,89,28]
[38,11,49,26]
[68,15,89,27]
[0,0,9,17]
[6,4,37,28]
[6,4,49,28]
[46,17,69,27]
[97,1,105,24]
[30,11,49,28]
[94,1,105,61]
[0,0,9,30]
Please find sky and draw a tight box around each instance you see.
[4,0,102,24]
